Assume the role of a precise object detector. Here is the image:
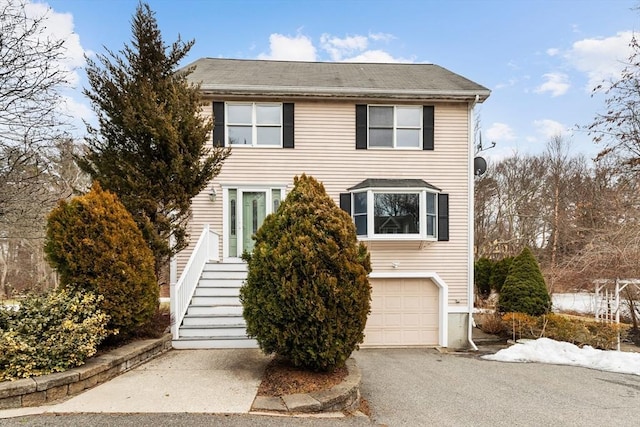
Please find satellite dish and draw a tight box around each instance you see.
[474,156,487,176]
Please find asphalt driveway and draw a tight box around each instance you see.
[3,347,640,426]
[353,348,640,427]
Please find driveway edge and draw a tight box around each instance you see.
[250,357,361,414]
[0,334,172,410]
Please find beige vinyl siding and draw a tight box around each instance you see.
[177,100,471,306]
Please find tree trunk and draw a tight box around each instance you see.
[0,241,8,299]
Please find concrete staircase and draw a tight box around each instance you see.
[172,262,258,349]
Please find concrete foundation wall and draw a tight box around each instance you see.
[447,313,470,349]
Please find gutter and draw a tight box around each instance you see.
[199,85,491,103]
[467,94,480,351]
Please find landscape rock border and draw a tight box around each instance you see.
[0,334,171,410]
[250,358,361,414]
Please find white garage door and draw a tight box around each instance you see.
[363,278,439,347]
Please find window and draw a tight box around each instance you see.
[426,192,436,237]
[213,102,294,148]
[226,103,282,147]
[272,189,281,211]
[374,193,420,234]
[340,179,448,241]
[355,105,434,150]
[353,192,367,235]
[230,199,236,236]
[369,106,421,149]
[353,190,435,239]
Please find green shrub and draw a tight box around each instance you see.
[500,312,620,350]
[0,288,108,380]
[490,256,512,293]
[240,174,372,371]
[44,183,159,337]
[474,257,493,298]
[498,247,551,316]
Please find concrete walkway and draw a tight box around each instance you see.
[1,349,271,418]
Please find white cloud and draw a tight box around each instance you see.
[319,33,410,63]
[485,122,516,143]
[60,93,96,134]
[533,119,568,139]
[494,78,519,90]
[25,1,87,87]
[565,31,634,91]
[258,33,317,61]
[61,94,94,122]
[546,48,560,56]
[368,32,395,42]
[507,60,519,70]
[343,49,411,63]
[484,145,517,163]
[320,34,368,61]
[258,32,408,63]
[535,72,570,97]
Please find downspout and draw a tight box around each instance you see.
[467,94,479,351]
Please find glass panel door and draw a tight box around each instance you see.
[242,191,266,254]
[226,188,283,258]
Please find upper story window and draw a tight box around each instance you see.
[369,106,422,149]
[340,178,448,241]
[213,101,294,149]
[227,103,282,147]
[356,105,434,151]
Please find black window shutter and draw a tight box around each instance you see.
[355,104,367,149]
[283,103,294,148]
[213,101,225,147]
[339,193,351,214]
[437,193,449,241]
[423,105,434,151]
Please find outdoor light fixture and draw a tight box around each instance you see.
[208,187,217,202]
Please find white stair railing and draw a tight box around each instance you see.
[170,225,220,340]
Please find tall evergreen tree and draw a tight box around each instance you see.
[498,247,551,316]
[79,2,230,275]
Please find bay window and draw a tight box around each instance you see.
[340,179,448,241]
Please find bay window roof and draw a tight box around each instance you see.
[348,178,441,192]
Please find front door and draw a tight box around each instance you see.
[242,191,266,254]
[226,187,282,259]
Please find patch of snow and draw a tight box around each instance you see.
[482,337,640,376]
[552,293,596,314]
[552,292,635,318]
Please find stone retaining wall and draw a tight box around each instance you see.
[0,334,172,410]
[251,358,361,414]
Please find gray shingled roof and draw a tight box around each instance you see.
[183,58,490,102]
[348,178,441,191]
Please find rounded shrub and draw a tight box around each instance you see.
[498,247,551,316]
[474,257,493,298]
[240,174,372,371]
[0,288,108,380]
[490,256,513,293]
[44,182,159,337]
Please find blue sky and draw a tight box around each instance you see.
[31,0,640,162]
